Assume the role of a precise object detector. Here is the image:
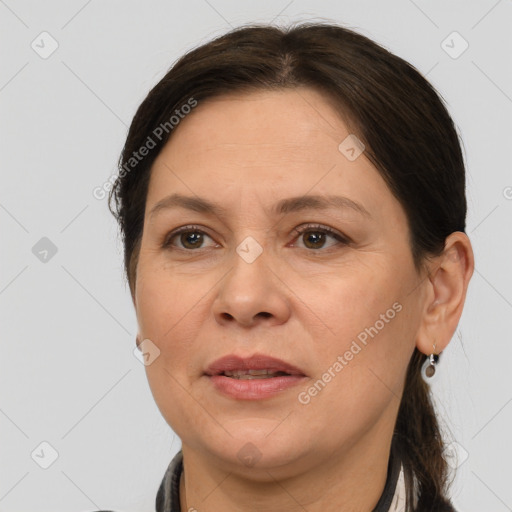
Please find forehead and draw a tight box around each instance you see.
[161,88,354,157]
[145,88,399,225]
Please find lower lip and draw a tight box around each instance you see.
[207,374,307,400]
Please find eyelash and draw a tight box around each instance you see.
[161,224,350,251]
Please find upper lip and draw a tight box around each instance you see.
[204,353,306,376]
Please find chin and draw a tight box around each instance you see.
[200,424,311,474]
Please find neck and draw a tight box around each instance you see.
[179,419,396,512]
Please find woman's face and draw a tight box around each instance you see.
[134,88,427,474]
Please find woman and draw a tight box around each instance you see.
[108,22,474,512]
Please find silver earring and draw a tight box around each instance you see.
[421,343,439,382]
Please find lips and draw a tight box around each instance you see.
[204,354,306,378]
[204,354,307,400]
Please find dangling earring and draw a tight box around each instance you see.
[421,343,439,382]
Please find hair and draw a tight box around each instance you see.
[109,22,466,511]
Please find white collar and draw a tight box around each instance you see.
[388,464,408,511]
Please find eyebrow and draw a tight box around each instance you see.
[149,193,371,220]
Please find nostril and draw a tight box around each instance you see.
[219,311,271,323]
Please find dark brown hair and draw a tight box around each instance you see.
[109,22,465,511]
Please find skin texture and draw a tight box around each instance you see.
[133,88,474,512]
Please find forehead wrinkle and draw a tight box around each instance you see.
[148,192,371,222]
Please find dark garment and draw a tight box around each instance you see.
[155,445,402,512]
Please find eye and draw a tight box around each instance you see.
[291,224,350,250]
[162,224,350,252]
[162,225,217,250]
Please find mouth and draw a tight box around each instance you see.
[204,354,307,400]
[204,353,306,378]
[221,369,295,379]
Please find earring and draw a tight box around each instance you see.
[421,343,440,382]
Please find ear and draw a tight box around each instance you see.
[416,231,474,356]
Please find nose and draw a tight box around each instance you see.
[211,242,291,328]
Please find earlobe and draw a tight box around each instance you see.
[415,231,474,356]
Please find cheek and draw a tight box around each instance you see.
[298,264,415,402]
[295,298,413,447]
[136,257,198,333]
[135,270,210,432]
[300,264,402,349]
[134,264,207,375]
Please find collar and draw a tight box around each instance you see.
[156,445,407,512]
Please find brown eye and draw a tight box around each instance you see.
[302,231,328,249]
[162,226,216,250]
[179,231,205,249]
[292,224,349,250]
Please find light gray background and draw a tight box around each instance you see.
[1,1,511,511]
